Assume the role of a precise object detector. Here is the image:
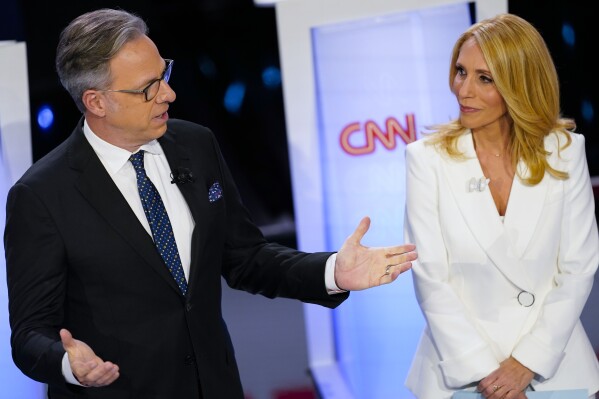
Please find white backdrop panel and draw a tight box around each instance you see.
[276,0,507,398]
[0,40,42,399]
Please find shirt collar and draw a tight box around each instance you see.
[83,119,164,175]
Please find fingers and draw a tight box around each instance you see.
[346,216,371,245]
[385,243,417,257]
[479,383,506,399]
[77,361,120,387]
[489,384,503,397]
[379,259,415,285]
[480,383,528,399]
[60,328,119,387]
[378,244,417,281]
[386,246,418,267]
[479,357,534,399]
[335,217,417,290]
[380,260,412,278]
[86,362,120,387]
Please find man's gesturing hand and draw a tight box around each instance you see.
[61,328,120,387]
[334,216,417,291]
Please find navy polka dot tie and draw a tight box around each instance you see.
[130,151,188,295]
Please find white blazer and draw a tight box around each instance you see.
[404,130,599,399]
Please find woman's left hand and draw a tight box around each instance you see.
[478,356,534,398]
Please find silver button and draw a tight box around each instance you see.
[518,291,535,307]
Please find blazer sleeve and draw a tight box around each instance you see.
[4,181,68,385]
[201,125,348,308]
[404,140,499,387]
[511,132,599,379]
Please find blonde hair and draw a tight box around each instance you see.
[428,13,573,185]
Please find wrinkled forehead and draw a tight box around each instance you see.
[108,35,165,85]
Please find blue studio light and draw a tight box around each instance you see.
[262,66,281,89]
[561,22,575,47]
[37,104,54,131]
[198,55,217,79]
[581,99,594,124]
[223,82,246,114]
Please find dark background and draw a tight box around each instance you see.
[1,0,597,235]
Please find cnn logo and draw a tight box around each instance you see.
[339,114,416,155]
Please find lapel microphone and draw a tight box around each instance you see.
[468,177,490,192]
[170,167,195,185]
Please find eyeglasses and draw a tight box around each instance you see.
[100,59,173,102]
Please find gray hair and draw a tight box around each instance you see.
[55,8,148,113]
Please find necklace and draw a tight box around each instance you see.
[476,149,502,158]
[476,146,502,157]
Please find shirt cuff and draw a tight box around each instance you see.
[62,352,84,386]
[325,253,346,294]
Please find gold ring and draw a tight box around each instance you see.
[492,385,501,393]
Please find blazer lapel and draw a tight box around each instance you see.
[158,130,208,290]
[67,123,183,295]
[442,132,535,291]
[158,131,203,223]
[504,160,549,259]
[443,132,504,250]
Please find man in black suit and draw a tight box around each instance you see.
[4,8,417,399]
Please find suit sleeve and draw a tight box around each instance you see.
[404,140,499,387]
[203,127,348,308]
[511,133,599,379]
[4,182,68,385]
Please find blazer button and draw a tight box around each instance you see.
[186,303,192,312]
[517,291,535,307]
[184,354,196,365]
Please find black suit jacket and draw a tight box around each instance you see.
[4,118,348,399]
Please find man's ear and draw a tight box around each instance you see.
[82,89,106,117]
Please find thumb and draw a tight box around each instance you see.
[60,328,74,351]
[346,216,371,245]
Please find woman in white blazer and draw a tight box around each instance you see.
[404,14,599,399]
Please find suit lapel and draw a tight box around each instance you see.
[442,132,540,291]
[158,131,202,222]
[67,122,183,295]
[158,130,208,290]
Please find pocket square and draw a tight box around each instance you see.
[208,181,223,203]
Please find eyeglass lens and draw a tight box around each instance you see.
[145,60,173,101]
